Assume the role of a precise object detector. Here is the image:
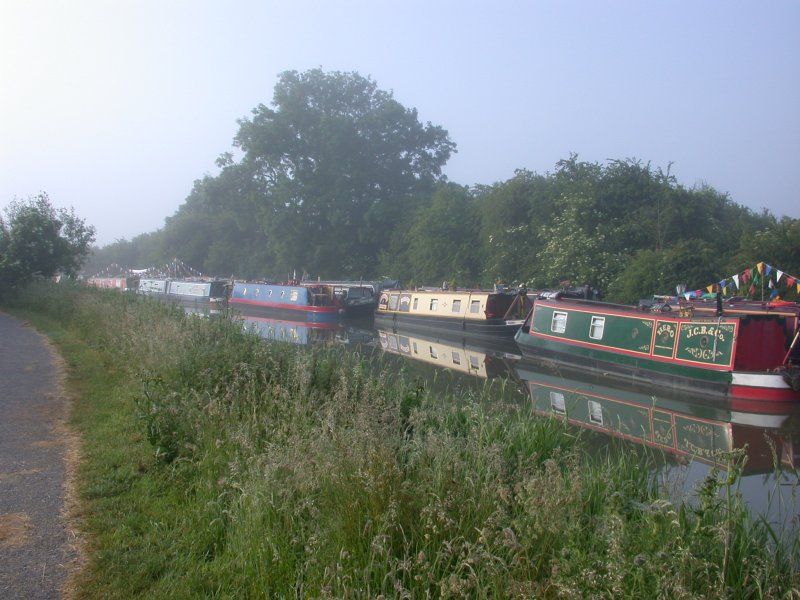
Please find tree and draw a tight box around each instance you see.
[0,193,95,290]
[402,183,480,285]
[233,69,456,277]
[533,193,625,290]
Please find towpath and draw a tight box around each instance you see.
[0,312,76,599]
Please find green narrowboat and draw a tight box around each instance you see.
[514,295,800,402]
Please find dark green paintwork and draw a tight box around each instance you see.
[522,305,735,384]
[532,305,654,354]
[675,322,735,365]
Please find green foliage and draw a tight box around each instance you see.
[532,193,625,289]
[396,183,480,283]
[607,241,723,304]
[7,283,799,598]
[0,193,95,291]
[233,69,455,278]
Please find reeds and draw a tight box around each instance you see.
[8,281,799,598]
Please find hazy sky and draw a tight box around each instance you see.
[2,1,798,245]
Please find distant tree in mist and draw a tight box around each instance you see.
[0,193,95,291]
[232,68,456,277]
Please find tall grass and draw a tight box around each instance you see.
[7,281,799,598]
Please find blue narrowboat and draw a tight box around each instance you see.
[229,283,344,322]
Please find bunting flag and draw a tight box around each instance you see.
[700,262,800,301]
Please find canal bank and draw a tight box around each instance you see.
[4,282,799,598]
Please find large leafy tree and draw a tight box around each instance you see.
[402,183,480,285]
[0,193,95,290]
[233,69,456,277]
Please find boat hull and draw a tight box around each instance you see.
[229,300,342,323]
[374,311,522,339]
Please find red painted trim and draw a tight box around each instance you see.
[230,298,342,313]
[729,384,799,402]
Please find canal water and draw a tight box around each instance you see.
[193,306,800,534]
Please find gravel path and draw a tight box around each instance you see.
[0,312,75,599]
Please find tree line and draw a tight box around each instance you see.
[84,69,800,303]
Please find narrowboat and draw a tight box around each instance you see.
[86,276,138,291]
[516,362,799,473]
[375,288,531,338]
[137,278,229,309]
[229,283,344,322]
[515,294,800,402]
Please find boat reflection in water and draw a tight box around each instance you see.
[240,314,341,345]
[376,328,520,380]
[515,360,799,475]
[239,313,375,346]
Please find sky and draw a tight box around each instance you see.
[1,1,798,246]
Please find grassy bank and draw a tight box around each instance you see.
[5,282,798,598]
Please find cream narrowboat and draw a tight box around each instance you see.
[375,288,530,338]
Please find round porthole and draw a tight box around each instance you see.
[700,336,710,348]
[631,327,639,339]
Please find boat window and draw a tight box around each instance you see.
[242,287,247,295]
[549,391,566,414]
[290,290,299,301]
[399,294,412,312]
[412,298,418,310]
[388,294,399,310]
[452,352,461,365]
[255,288,260,296]
[551,311,568,333]
[589,316,605,340]
[469,355,480,369]
[378,293,389,309]
[470,300,481,314]
[412,342,418,354]
[280,290,286,298]
[430,299,438,311]
[429,346,438,359]
[452,299,462,313]
[268,289,273,297]
[588,401,604,426]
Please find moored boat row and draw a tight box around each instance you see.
[83,271,800,403]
